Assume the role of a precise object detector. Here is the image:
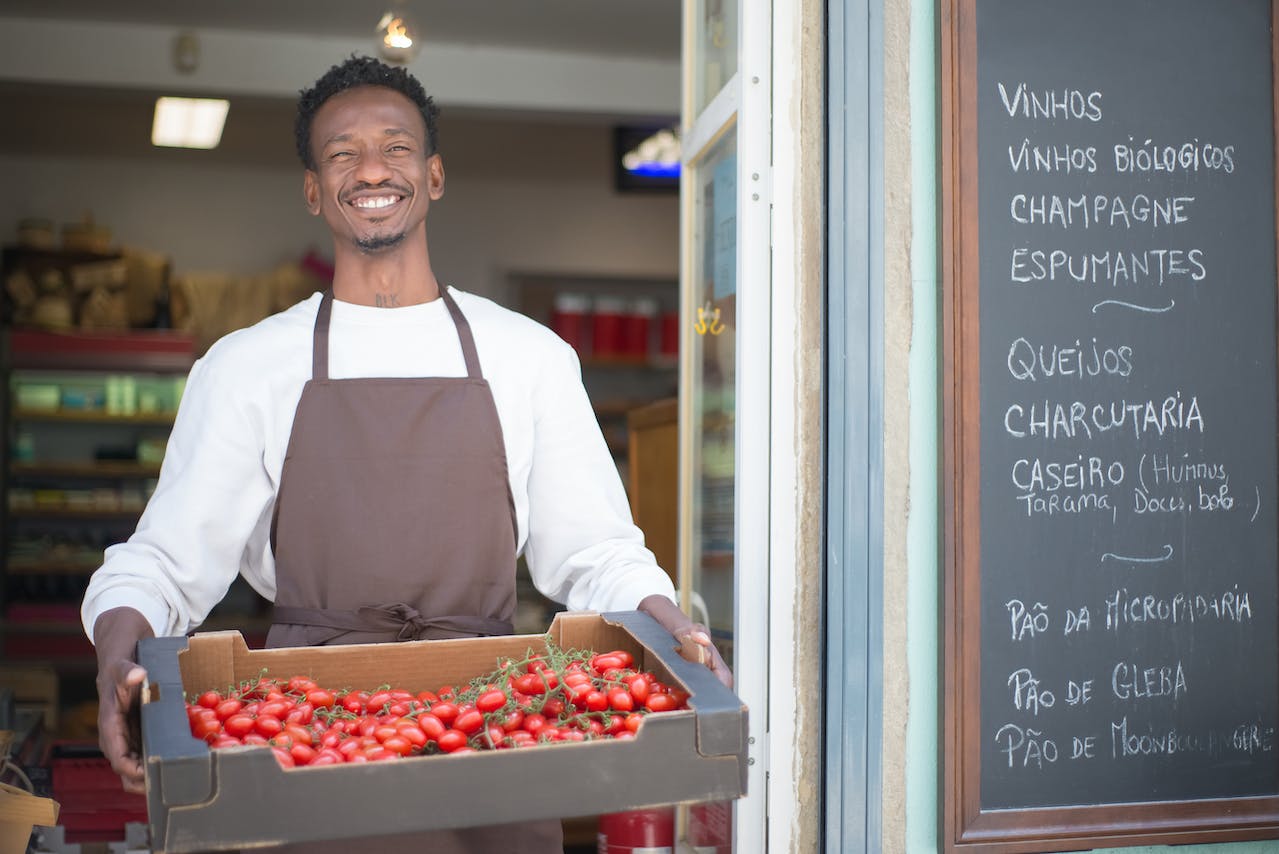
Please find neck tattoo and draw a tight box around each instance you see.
[374,292,401,308]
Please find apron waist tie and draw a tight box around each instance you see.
[272,603,513,642]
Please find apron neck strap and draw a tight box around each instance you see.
[311,286,484,381]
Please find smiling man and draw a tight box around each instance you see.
[84,56,727,852]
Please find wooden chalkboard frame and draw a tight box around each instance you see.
[940,0,1279,850]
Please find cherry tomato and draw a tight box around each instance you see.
[396,723,427,749]
[609,650,635,669]
[626,675,651,705]
[417,713,446,740]
[436,729,468,753]
[522,713,547,735]
[196,690,222,710]
[242,733,269,746]
[513,673,545,695]
[591,654,625,674]
[431,702,459,726]
[484,725,506,748]
[584,691,608,713]
[454,708,483,735]
[284,724,314,747]
[254,715,284,738]
[615,731,636,741]
[476,688,507,713]
[192,717,222,742]
[625,713,645,734]
[284,703,314,726]
[386,701,411,717]
[211,735,241,749]
[366,691,393,714]
[258,700,290,720]
[608,688,634,712]
[271,747,295,768]
[214,699,243,720]
[305,689,336,709]
[541,698,566,717]
[342,691,369,714]
[500,709,525,732]
[416,690,439,705]
[381,735,413,756]
[289,743,316,766]
[287,676,318,694]
[645,693,677,712]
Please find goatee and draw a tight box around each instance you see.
[355,231,407,253]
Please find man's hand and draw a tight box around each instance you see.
[93,607,155,793]
[638,595,733,688]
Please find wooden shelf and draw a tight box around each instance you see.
[11,408,175,426]
[6,560,100,575]
[10,461,162,479]
[8,507,142,520]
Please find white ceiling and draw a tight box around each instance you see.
[0,3,682,165]
[0,1,681,61]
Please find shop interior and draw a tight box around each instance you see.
[0,3,687,849]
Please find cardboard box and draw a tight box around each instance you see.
[138,610,747,852]
[0,781,58,853]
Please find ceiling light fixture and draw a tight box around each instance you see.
[376,6,422,65]
[151,97,230,149]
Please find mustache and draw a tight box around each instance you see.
[341,182,413,203]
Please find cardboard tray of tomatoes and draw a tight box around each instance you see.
[137,610,747,852]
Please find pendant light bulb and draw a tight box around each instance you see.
[376,8,422,64]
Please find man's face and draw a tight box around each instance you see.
[303,85,444,254]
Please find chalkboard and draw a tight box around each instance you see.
[943,0,1279,848]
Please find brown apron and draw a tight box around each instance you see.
[261,288,563,853]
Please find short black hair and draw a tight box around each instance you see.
[295,55,440,170]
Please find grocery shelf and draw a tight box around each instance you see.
[8,508,143,520]
[12,409,176,426]
[10,461,163,479]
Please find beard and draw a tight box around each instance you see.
[355,230,407,253]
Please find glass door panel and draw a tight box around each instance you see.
[687,127,738,667]
[692,0,738,113]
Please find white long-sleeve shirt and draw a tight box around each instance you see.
[81,288,676,641]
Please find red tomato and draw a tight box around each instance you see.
[386,701,411,717]
[522,713,547,735]
[367,747,397,762]
[342,691,369,714]
[271,747,295,768]
[196,690,222,710]
[214,699,243,720]
[396,723,427,749]
[614,731,635,741]
[284,724,313,746]
[417,713,446,740]
[311,752,341,766]
[609,650,636,669]
[437,685,456,700]
[476,688,507,714]
[254,716,284,738]
[306,689,336,709]
[284,703,314,726]
[223,714,255,738]
[541,698,566,717]
[366,691,393,714]
[258,700,290,719]
[381,735,413,756]
[242,733,269,746]
[320,730,343,749]
[626,675,651,705]
[584,691,608,713]
[374,725,400,743]
[454,708,483,735]
[436,729,468,753]
[608,688,634,712]
[211,735,241,749]
[192,718,222,742]
[625,713,644,734]
[289,743,316,765]
[500,709,525,732]
[416,690,439,705]
[645,693,677,712]
[287,676,318,694]
[508,731,535,747]
[485,725,506,748]
[513,673,545,695]
[431,702,459,726]
[591,654,625,674]
[560,729,585,742]
[337,739,362,759]
[669,690,690,708]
